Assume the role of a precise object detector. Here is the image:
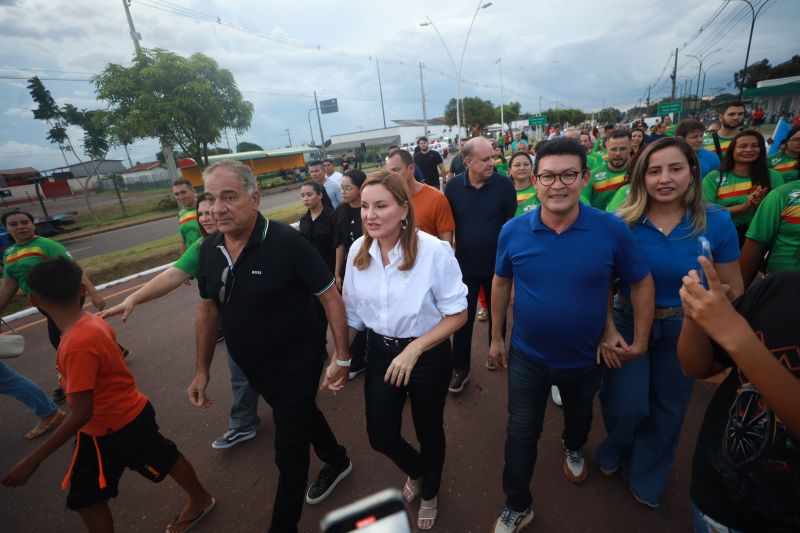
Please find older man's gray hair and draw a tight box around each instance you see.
[461,136,490,159]
[203,159,257,194]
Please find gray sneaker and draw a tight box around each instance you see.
[211,427,256,449]
[492,506,534,532]
[563,448,587,483]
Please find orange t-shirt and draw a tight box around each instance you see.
[56,313,147,436]
[412,184,456,238]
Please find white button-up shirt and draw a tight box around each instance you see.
[343,231,468,338]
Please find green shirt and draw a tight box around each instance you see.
[587,151,606,171]
[581,163,629,211]
[701,133,734,159]
[3,236,72,296]
[605,184,631,213]
[745,181,800,273]
[664,124,676,137]
[702,169,785,227]
[514,184,539,218]
[173,238,203,278]
[178,208,202,248]
[768,151,799,183]
[494,157,508,176]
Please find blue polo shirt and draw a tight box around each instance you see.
[617,205,739,308]
[445,171,516,278]
[696,148,720,179]
[495,204,650,369]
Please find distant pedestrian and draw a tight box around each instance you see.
[414,136,447,188]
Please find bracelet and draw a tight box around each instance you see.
[334,358,352,367]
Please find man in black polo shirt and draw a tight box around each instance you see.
[414,136,446,188]
[445,136,516,393]
[187,160,353,533]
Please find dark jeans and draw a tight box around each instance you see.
[503,346,601,512]
[364,331,451,500]
[452,274,503,374]
[251,356,349,533]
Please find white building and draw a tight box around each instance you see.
[326,119,455,153]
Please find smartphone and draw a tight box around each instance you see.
[321,489,412,533]
[697,236,712,288]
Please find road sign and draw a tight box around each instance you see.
[528,115,547,126]
[319,98,338,114]
[657,101,683,115]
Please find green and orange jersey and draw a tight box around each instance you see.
[581,162,628,211]
[514,183,539,218]
[3,236,72,296]
[665,124,677,137]
[701,132,734,158]
[745,181,800,273]
[605,183,631,213]
[172,238,202,278]
[587,150,607,170]
[702,169,785,227]
[768,151,799,183]
[178,207,202,248]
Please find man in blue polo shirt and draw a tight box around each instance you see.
[445,136,516,393]
[487,138,654,532]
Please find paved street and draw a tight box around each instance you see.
[0,275,711,532]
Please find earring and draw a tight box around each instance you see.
[400,219,408,230]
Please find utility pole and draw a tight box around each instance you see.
[285,129,292,147]
[121,0,179,182]
[733,0,769,100]
[314,91,326,159]
[670,47,678,101]
[646,85,651,109]
[376,57,387,129]
[123,144,133,167]
[419,63,428,137]
[498,58,505,134]
[537,95,542,139]
[307,108,316,146]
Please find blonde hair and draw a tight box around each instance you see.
[353,170,418,271]
[617,137,707,236]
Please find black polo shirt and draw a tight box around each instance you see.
[414,149,444,187]
[298,206,336,274]
[445,171,516,278]
[197,214,334,383]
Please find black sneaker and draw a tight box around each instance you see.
[52,387,66,405]
[448,371,470,393]
[305,461,352,505]
[211,427,257,449]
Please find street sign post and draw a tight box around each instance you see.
[657,101,683,115]
[319,98,338,114]
[528,115,547,126]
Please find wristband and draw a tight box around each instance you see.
[334,358,352,367]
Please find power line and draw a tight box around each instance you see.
[0,75,90,82]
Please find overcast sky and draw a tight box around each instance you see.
[0,0,797,170]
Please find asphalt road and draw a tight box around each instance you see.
[63,188,303,260]
[0,275,713,532]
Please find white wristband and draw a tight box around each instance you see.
[334,358,352,367]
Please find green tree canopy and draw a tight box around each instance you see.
[444,96,497,131]
[733,55,800,90]
[542,108,587,126]
[92,48,254,167]
[496,101,521,129]
[237,141,263,152]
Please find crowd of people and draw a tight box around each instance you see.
[0,100,798,533]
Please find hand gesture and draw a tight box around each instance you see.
[98,298,134,322]
[598,321,646,368]
[679,256,740,336]
[321,354,350,392]
[90,293,106,312]
[384,344,422,387]
[489,337,508,369]
[2,456,40,487]
[186,373,213,409]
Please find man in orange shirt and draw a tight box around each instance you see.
[386,148,455,244]
[2,258,214,533]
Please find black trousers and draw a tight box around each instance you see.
[452,274,504,374]
[251,356,349,533]
[364,331,451,500]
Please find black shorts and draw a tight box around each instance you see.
[66,401,180,510]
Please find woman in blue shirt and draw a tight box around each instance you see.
[595,137,744,508]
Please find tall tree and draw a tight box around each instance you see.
[93,49,254,168]
[444,97,496,134]
[496,101,521,131]
[237,141,263,152]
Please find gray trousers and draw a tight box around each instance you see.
[226,349,261,430]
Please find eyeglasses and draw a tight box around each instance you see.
[341,185,354,192]
[219,265,236,304]
[535,170,585,186]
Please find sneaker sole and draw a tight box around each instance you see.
[563,457,588,484]
[448,374,470,393]
[306,462,352,505]
[486,360,497,371]
[490,510,534,532]
[211,430,257,449]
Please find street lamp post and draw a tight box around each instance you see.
[420,1,492,140]
[306,108,316,146]
[730,0,769,99]
[687,48,722,107]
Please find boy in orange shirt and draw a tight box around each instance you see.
[1,258,214,533]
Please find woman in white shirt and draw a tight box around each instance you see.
[326,170,467,530]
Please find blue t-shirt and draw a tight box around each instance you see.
[495,204,650,369]
[696,149,721,180]
[618,205,740,308]
[446,171,517,277]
